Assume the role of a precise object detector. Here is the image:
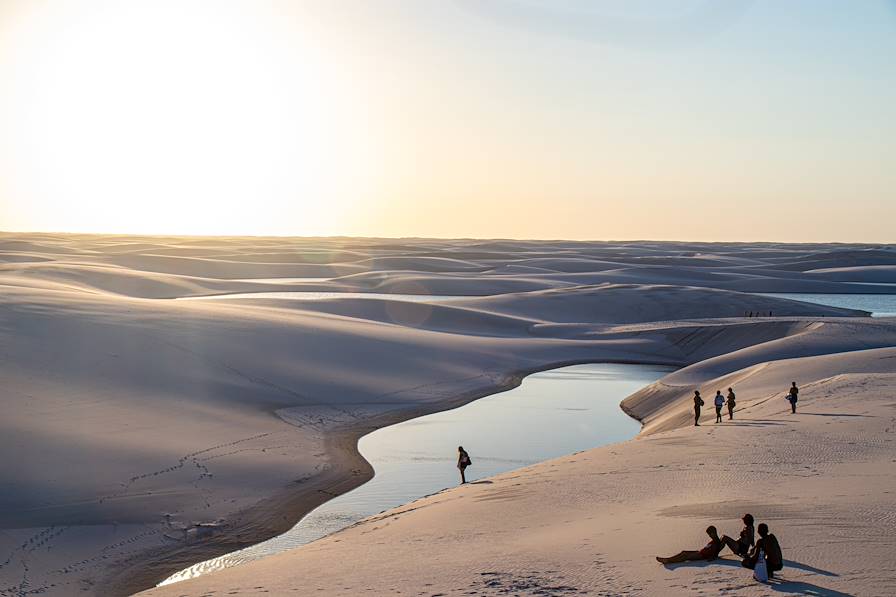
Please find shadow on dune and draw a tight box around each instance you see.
[662,557,741,570]
[768,579,852,596]
[663,558,847,595]
[665,557,837,574]
[782,559,838,576]
[799,413,872,418]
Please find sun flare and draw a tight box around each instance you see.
[0,0,375,235]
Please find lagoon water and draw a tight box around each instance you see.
[160,362,673,585]
[759,293,896,318]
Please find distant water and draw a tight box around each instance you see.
[182,291,472,302]
[160,363,673,585]
[759,293,896,318]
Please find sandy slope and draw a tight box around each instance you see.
[1,233,893,596]
[142,347,896,597]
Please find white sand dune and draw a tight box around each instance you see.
[98,253,367,280]
[454,285,867,323]
[0,233,893,596]
[805,264,896,283]
[141,347,896,597]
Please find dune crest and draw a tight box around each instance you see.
[0,233,893,596]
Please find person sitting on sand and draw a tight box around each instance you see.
[656,525,723,564]
[457,446,471,484]
[693,391,704,426]
[721,513,755,557]
[787,382,799,414]
[726,388,736,420]
[714,390,724,423]
[742,523,783,577]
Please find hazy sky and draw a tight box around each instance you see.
[1,0,894,241]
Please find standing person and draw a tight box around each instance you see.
[693,391,704,426]
[742,523,783,577]
[457,446,471,484]
[714,391,724,423]
[721,513,755,557]
[656,526,723,564]
[726,387,736,420]
[787,382,799,414]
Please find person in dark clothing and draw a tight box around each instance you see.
[787,382,799,413]
[742,523,783,577]
[656,526,723,564]
[721,513,755,557]
[714,390,724,423]
[457,446,471,484]
[726,388,736,420]
[693,391,704,426]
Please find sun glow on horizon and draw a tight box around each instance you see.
[1,1,895,242]
[0,0,381,236]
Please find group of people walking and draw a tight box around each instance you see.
[692,382,800,426]
[656,513,784,580]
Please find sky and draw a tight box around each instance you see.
[0,0,894,242]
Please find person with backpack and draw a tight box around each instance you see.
[726,388,736,420]
[693,391,704,426]
[742,523,783,578]
[655,525,723,564]
[714,390,725,423]
[457,446,472,484]
[721,513,755,557]
[787,382,799,414]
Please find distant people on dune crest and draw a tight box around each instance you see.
[457,446,471,484]
[721,513,754,557]
[692,387,738,426]
[726,388,736,420]
[655,525,723,564]
[787,382,799,413]
[690,383,800,426]
[693,391,704,426]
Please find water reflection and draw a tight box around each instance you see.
[759,293,896,317]
[160,363,672,585]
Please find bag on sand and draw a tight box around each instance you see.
[753,550,769,583]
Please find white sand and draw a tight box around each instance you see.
[0,233,893,596]
[142,347,896,597]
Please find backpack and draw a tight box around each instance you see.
[753,549,768,582]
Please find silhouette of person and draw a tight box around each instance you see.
[787,382,799,414]
[714,390,724,423]
[721,513,755,556]
[693,391,704,426]
[656,526,723,564]
[457,446,471,484]
[742,523,783,577]
[726,388,736,420]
